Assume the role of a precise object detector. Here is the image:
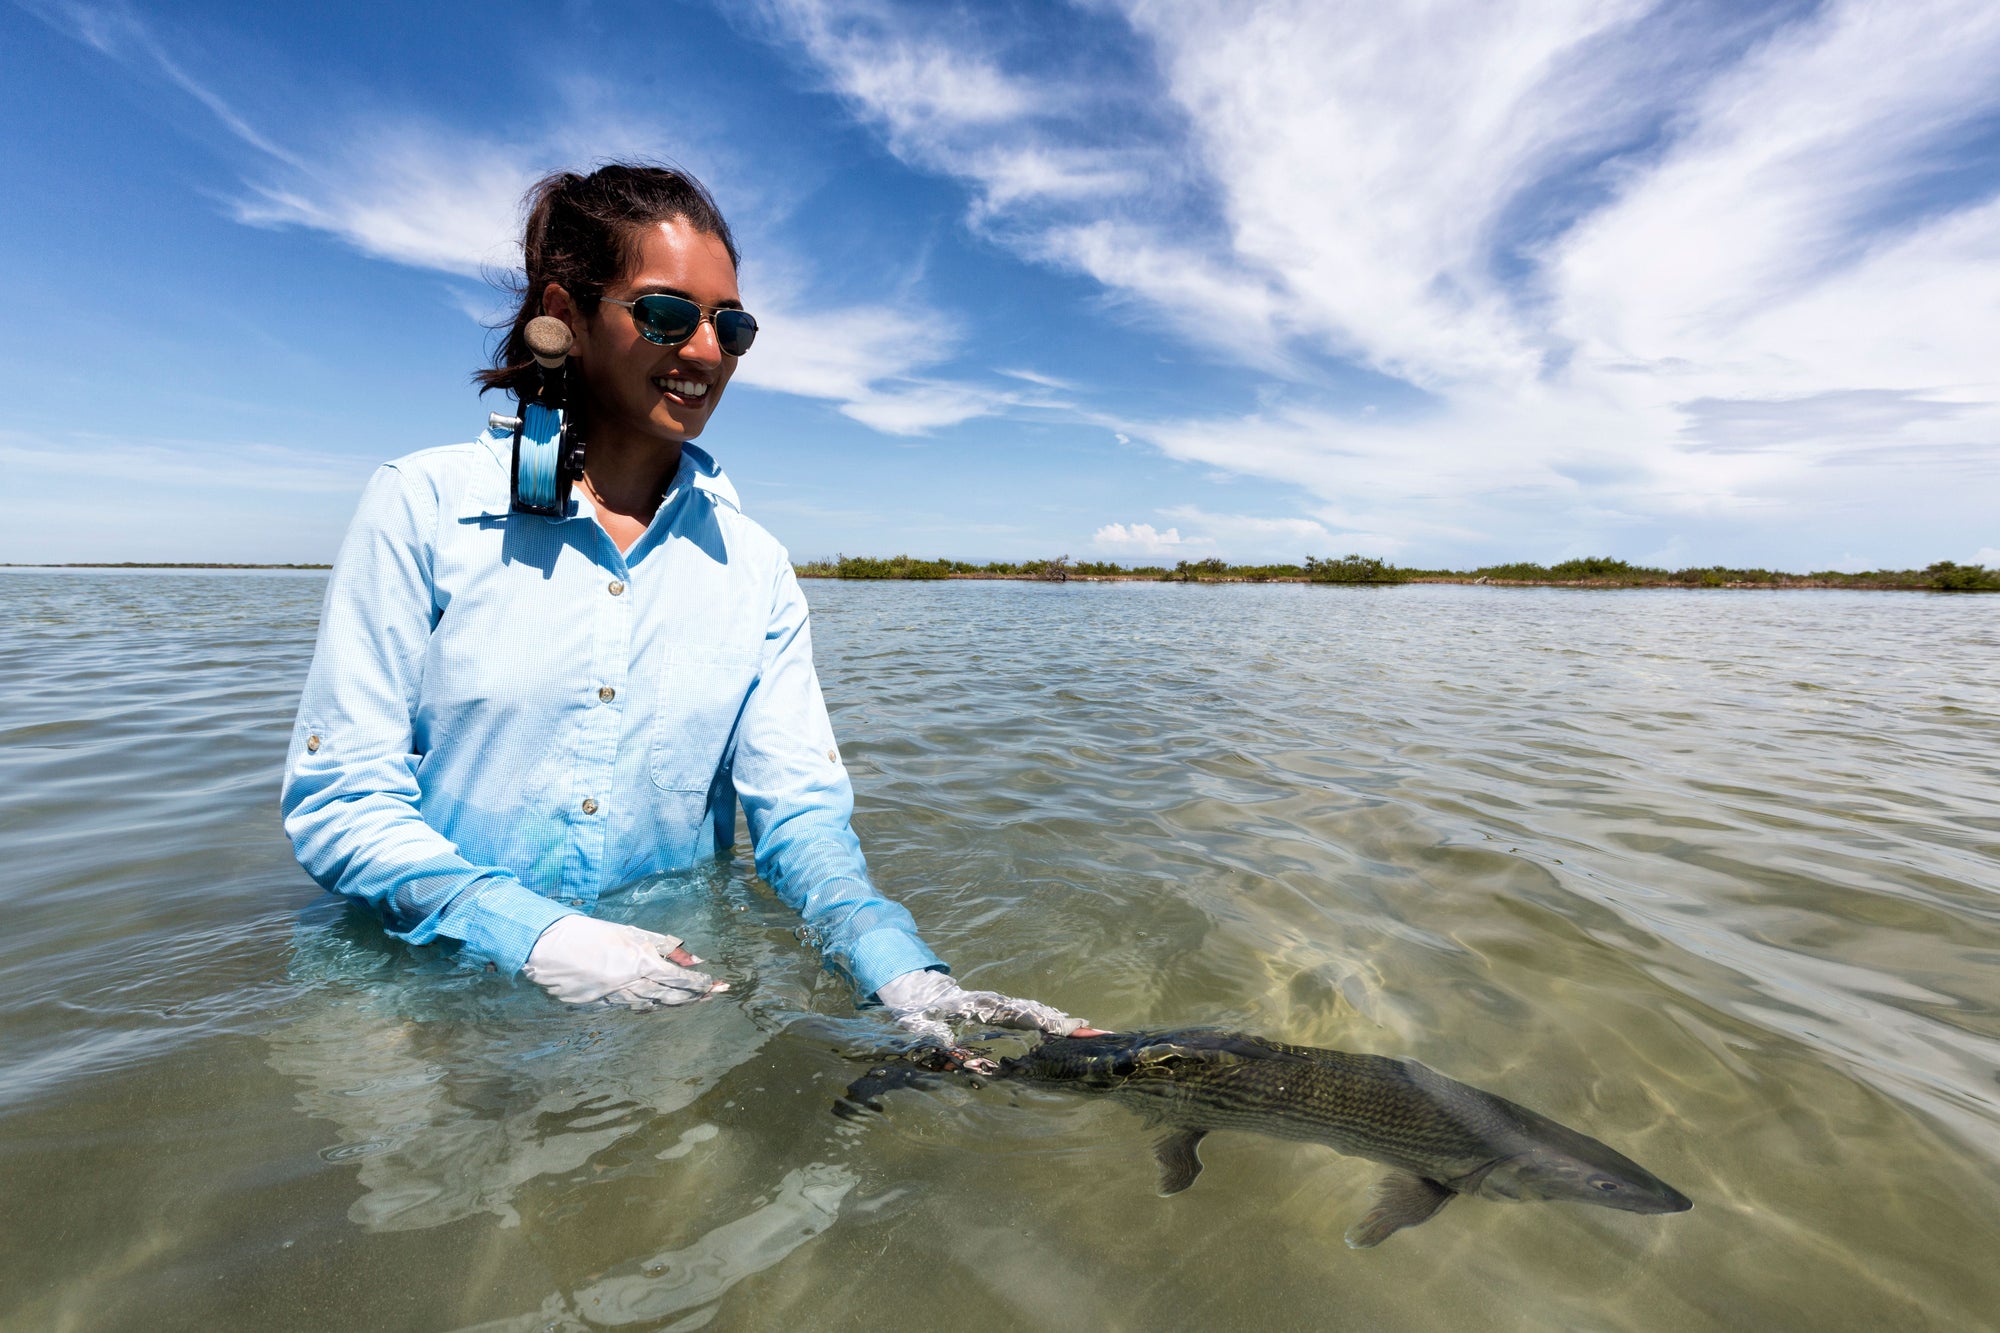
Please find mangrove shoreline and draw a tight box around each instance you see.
[795,554,2000,592]
[8,556,1995,591]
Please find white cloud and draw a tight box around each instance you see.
[765,0,1035,139]
[38,0,2000,559]
[725,282,1057,434]
[998,368,1074,390]
[46,5,1019,439]
[1157,506,1340,555]
[731,294,946,395]
[1091,508,1379,563]
[241,131,1029,433]
[1973,548,2000,567]
[231,128,533,278]
[44,0,307,168]
[766,0,2000,563]
[1092,522,1190,556]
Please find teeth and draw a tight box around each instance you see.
[655,377,708,398]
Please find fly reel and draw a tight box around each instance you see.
[488,316,584,516]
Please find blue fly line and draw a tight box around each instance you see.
[515,401,565,512]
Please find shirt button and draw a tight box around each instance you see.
[580,797,599,815]
[608,579,626,596]
[306,734,321,753]
[598,686,616,703]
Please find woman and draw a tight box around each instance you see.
[282,163,1091,1047]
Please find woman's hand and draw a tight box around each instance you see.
[523,916,728,1009]
[874,968,1105,1047]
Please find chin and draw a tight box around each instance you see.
[653,409,708,442]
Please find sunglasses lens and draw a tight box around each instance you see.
[715,310,758,357]
[630,294,701,346]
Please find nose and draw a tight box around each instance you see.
[680,315,725,367]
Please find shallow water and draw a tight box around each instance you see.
[2,570,1997,1331]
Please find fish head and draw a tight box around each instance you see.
[1002,1030,1233,1089]
[1001,1033,1145,1088]
[1474,1142,1692,1215]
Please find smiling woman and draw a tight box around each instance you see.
[280,162,1093,1051]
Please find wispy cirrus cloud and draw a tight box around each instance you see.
[728,284,1071,434]
[33,2,1026,439]
[24,0,2000,564]
[761,0,2000,563]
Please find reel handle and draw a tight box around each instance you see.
[506,317,581,516]
[524,316,572,371]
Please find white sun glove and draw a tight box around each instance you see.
[874,968,1085,1046]
[522,916,727,1009]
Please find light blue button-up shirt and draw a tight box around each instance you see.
[280,430,943,996]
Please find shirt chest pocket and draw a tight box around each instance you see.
[649,645,763,792]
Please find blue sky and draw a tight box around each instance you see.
[4,0,1997,569]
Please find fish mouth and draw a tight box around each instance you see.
[1589,1178,1693,1214]
[1636,1183,1694,1214]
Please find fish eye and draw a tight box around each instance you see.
[1589,1176,1621,1192]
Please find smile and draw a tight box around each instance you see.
[652,376,710,401]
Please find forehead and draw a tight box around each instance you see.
[619,218,739,301]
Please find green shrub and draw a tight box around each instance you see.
[833,554,951,579]
[1927,561,2000,591]
[1471,561,1550,581]
[1304,554,1405,584]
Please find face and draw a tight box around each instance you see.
[550,217,742,446]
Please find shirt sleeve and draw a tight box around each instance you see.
[728,561,944,999]
[280,463,577,976]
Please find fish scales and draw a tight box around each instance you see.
[973,1026,1692,1248]
[1036,1035,1501,1180]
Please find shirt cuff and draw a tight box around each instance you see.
[850,929,946,1002]
[437,878,581,977]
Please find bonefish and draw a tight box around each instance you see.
[842,1027,1691,1247]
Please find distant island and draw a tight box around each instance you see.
[794,554,2000,592]
[8,556,1994,590]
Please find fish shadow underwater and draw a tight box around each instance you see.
[836,1027,1691,1248]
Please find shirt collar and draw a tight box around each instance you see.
[679,441,741,513]
[468,430,741,518]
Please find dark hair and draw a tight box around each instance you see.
[478,162,740,396]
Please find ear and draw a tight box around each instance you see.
[542,283,589,354]
[543,283,578,327]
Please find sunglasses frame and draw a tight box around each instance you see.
[600,294,758,356]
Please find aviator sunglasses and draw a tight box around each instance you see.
[601,293,759,356]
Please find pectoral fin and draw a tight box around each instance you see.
[1344,1172,1454,1249]
[1153,1129,1208,1196]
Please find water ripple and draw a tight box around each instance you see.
[5,572,2000,1329]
